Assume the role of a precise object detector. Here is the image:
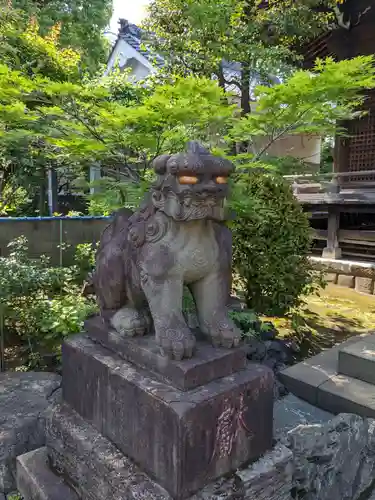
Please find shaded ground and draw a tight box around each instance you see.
[263,284,375,359]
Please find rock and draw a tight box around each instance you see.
[237,444,293,500]
[0,372,61,494]
[247,339,267,361]
[192,444,293,500]
[260,323,278,341]
[286,413,375,500]
[356,418,375,499]
[246,336,295,399]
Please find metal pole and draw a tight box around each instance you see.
[59,218,63,267]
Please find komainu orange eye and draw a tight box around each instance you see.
[215,176,228,184]
[178,175,199,185]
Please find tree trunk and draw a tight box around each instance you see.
[38,165,47,216]
[240,65,251,116]
[217,62,226,90]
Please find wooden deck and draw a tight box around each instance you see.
[296,189,375,211]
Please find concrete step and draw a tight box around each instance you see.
[338,335,375,385]
[16,447,78,500]
[279,334,375,418]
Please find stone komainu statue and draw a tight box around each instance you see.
[93,142,241,360]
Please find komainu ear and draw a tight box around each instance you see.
[153,154,171,174]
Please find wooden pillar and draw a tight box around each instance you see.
[322,206,342,259]
[334,127,349,187]
[47,167,58,215]
[90,163,102,194]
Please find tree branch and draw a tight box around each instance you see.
[252,107,314,161]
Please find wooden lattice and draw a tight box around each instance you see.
[302,31,334,69]
[345,91,375,183]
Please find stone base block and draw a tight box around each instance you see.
[85,316,247,391]
[0,372,61,493]
[46,404,171,500]
[355,277,374,294]
[337,274,355,288]
[16,448,78,500]
[62,335,274,499]
[17,404,292,500]
[324,273,338,284]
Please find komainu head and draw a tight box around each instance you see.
[150,141,235,222]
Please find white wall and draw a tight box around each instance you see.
[230,98,321,165]
[106,38,154,80]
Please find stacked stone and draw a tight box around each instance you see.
[16,317,276,500]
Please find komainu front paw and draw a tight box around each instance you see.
[156,327,196,361]
[111,307,152,337]
[203,314,241,349]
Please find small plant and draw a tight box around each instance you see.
[7,493,22,500]
[229,310,260,338]
[0,237,97,370]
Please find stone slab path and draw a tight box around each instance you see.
[280,333,375,417]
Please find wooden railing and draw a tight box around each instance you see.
[283,170,375,195]
[283,171,375,259]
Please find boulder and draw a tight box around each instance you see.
[286,413,375,500]
[0,372,61,493]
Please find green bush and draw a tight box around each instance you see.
[229,170,318,316]
[0,237,97,369]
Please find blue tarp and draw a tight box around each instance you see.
[0,216,111,221]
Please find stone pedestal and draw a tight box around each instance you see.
[17,319,275,500]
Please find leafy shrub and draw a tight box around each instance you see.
[0,237,97,369]
[229,170,319,316]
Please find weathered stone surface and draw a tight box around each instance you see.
[0,372,61,493]
[46,403,291,500]
[337,274,355,288]
[46,403,172,500]
[286,413,375,500]
[355,276,374,294]
[236,444,293,500]
[192,444,293,500]
[86,316,247,391]
[62,335,274,499]
[273,394,333,441]
[17,447,77,500]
